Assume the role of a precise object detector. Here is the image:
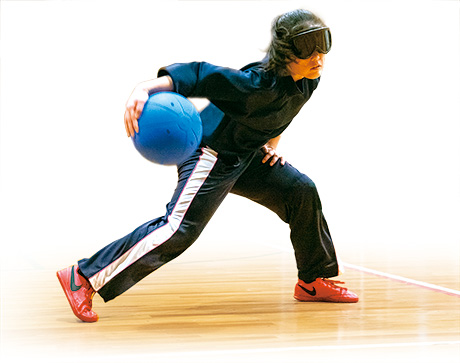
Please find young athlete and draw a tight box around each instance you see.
[57,9,358,323]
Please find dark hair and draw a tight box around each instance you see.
[264,9,327,76]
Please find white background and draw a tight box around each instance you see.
[1,0,459,275]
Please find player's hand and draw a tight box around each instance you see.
[124,88,149,137]
[261,144,285,166]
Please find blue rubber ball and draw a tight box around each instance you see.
[132,92,203,165]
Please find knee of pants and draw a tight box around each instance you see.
[289,176,322,212]
[162,224,203,258]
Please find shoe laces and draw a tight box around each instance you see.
[83,285,96,306]
[322,278,348,291]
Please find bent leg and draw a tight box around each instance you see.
[230,150,339,283]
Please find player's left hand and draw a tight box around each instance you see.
[261,144,285,166]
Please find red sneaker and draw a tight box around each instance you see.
[294,278,359,303]
[56,265,99,322]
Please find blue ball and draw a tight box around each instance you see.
[132,92,203,165]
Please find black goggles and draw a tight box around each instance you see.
[291,27,332,59]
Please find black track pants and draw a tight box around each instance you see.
[78,146,338,302]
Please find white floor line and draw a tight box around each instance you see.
[343,262,460,297]
[254,241,460,297]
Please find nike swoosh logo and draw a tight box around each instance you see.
[299,284,316,296]
[70,266,82,291]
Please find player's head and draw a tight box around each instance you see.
[265,9,331,76]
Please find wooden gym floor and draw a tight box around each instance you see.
[1,234,459,363]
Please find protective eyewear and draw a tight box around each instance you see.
[291,27,332,59]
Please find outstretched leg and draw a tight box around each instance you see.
[58,147,256,323]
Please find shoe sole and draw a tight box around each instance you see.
[294,294,359,303]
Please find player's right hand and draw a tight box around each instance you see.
[124,88,149,137]
[261,144,285,166]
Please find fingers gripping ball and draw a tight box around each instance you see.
[132,92,203,165]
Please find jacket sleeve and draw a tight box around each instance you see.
[157,62,259,102]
